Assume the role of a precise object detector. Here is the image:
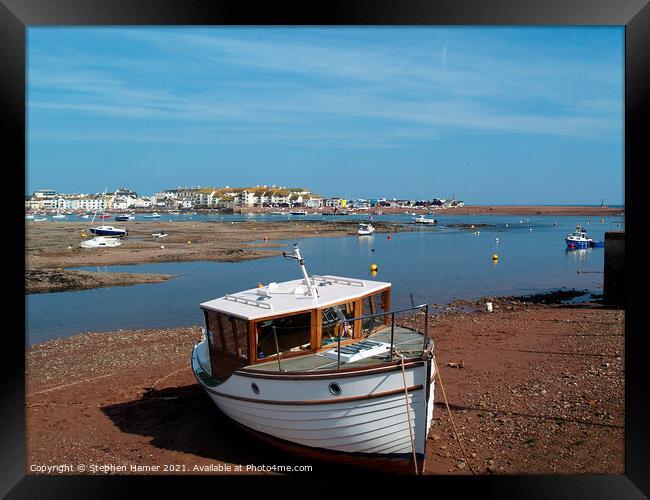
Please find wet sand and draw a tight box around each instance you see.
[25,268,175,294]
[25,298,624,475]
[25,220,410,292]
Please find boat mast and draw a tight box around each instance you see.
[283,244,319,298]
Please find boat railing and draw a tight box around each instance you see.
[333,303,430,370]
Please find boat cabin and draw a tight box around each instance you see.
[199,275,393,381]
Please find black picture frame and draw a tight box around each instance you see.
[4,0,647,497]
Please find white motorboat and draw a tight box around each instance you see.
[52,210,66,219]
[25,214,35,220]
[413,216,437,225]
[33,217,47,222]
[144,212,161,219]
[152,230,168,238]
[357,222,375,236]
[191,245,435,474]
[79,236,122,248]
[114,214,135,221]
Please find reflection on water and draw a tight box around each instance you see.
[25,214,623,345]
[565,248,592,264]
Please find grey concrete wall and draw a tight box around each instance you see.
[603,231,625,306]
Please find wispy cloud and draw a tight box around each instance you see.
[27,27,623,147]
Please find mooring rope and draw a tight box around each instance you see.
[433,355,476,475]
[397,351,419,475]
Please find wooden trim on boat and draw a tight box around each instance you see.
[383,289,391,326]
[235,359,426,380]
[204,384,424,406]
[311,308,322,351]
[248,320,256,364]
[216,313,227,351]
[353,298,362,338]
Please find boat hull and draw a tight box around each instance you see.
[192,341,435,473]
[90,228,128,237]
[565,238,591,249]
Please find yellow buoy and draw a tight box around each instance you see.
[492,254,498,260]
[257,282,264,288]
[187,240,192,245]
[370,263,378,271]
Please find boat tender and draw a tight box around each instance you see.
[191,245,435,474]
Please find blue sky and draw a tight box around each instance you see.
[27,27,624,204]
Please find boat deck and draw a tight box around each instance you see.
[244,326,426,373]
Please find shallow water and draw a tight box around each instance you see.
[25,214,623,345]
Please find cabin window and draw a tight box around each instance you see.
[256,312,311,359]
[361,290,389,337]
[205,309,248,360]
[321,300,356,345]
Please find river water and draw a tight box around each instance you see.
[25,214,624,345]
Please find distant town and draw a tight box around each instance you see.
[25,185,464,212]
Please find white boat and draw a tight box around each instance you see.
[357,223,375,236]
[144,212,161,219]
[152,230,168,238]
[114,214,135,221]
[413,216,437,225]
[191,245,435,474]
[79,236,122,248]
[80,214,91,219]
[52,210,66,219]
[25,214,35,220]
[33,217,47,222]
[565,225,593,249]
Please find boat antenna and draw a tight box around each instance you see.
[282,244,318,298]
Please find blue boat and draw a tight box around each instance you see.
[565,226,592,249]
[89,225,128,238]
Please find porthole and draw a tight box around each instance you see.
[329,382,342,396]
[251,383,260,395]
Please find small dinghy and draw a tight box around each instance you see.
[152,230,168,238]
